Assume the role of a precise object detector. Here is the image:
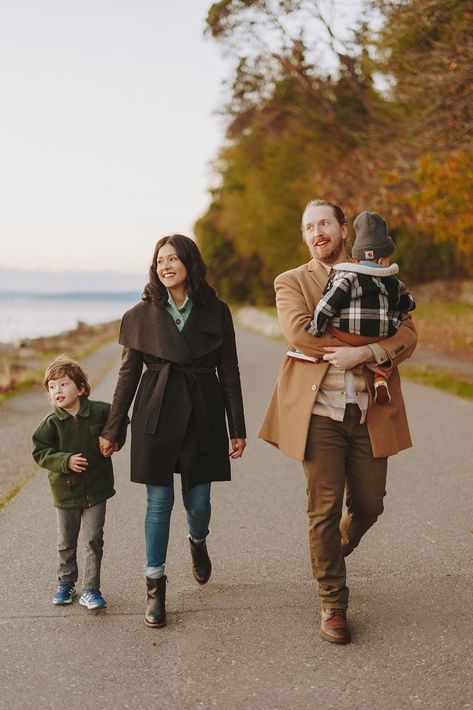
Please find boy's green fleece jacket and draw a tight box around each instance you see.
[32,398,127,509]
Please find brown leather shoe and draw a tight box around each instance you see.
[320,608,351,645]
[374,376,391,405]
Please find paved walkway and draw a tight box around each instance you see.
[0,328,471,709]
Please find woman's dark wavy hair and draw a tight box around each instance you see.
[142,234,216,306]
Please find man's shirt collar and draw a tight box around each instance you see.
[166,291,191,312]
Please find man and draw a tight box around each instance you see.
[259,199,417,645]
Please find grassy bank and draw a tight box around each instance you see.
[399,365,473,400]
[400,303,473,400]
[411,303,473,356]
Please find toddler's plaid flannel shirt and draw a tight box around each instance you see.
[307,271,416,338]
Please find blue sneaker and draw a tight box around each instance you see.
[79,589,107,610]
[53,582,76,605]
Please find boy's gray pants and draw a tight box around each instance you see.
[56,501,106,590]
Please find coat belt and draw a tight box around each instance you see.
[144,363,216,452]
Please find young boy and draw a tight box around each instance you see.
[306,211,416,404]
[32,356,127,609]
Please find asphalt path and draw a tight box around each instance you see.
[0,328,471,709]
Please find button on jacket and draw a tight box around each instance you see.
[32,398,126,509]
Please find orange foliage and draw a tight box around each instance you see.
[408,141,473,257]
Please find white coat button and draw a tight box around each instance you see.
[311,384,318,391]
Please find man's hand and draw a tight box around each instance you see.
[229,438,246,459]
[323,345,372,370]
[67,453,88,473]
[99,436,118,458]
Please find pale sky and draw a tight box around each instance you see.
[1,0,230,275]
[1,0,365,279]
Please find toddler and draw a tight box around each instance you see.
[306,211,416,404]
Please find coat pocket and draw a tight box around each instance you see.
[48,472,75,506]
[48,471,73,487]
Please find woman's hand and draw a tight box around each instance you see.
[67,453,88,472]
[323,345,372,370]
[99,436,118,458]
[229,438,246,459]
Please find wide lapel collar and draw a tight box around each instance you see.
[180,299,223,360]
[119,301,192,364]
[308,258,331,292]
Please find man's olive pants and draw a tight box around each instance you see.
[303,405,387,609]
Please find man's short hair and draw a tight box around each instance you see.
[43,355,91,398]
[301,199,347,228]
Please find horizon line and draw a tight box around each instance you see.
[0,289,143,297]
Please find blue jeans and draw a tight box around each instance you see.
[145,480,211,574]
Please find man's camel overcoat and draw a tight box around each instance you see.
[259,259,417,460]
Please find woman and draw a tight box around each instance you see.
[100,235,246,628]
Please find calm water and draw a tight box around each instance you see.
[0,293,141,343]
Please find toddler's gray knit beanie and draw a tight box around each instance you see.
[352,211,395,260]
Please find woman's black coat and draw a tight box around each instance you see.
[102,297,246,488]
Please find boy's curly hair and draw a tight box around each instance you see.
[43,355,91,398]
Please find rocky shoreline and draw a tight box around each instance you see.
[0,319,120,398]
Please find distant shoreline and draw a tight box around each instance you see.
[0,290,142,299]
[0,292,140,344]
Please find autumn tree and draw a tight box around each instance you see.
[195,0,473,301]
[371,0,473,274]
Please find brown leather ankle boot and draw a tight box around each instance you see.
[320,608,351,645]
[189,538,212,584]
[144,576,167,628]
